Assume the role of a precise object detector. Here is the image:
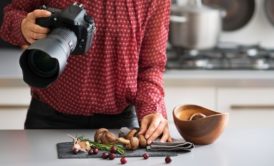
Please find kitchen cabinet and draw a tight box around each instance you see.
[217,88,274,128]
[0,86,30,129]
[164,86,216,121]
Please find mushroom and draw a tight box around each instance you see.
[138,135,147,148]
[94,128,118,144]
[117,137,139,150]
[94,128,108,142]
[117,137,130,145]
[94,128,146,150]
[130,137,139,150]
[103,131,118,144]
[126,129,138,139]
[189,112,206,121]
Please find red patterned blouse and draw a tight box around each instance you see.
[0,0,170,120]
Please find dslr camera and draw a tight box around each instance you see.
[20,3,96,88]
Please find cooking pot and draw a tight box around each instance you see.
[169,0,224,50]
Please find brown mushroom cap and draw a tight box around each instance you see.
[104,131,118,144]
[126,129,138,139]
[130,137,139,150]
[94,128,109,142]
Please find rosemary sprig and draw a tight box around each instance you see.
[76,136,125,155]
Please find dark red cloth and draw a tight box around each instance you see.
[0,0,170,120]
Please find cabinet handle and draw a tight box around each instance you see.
[0,104,29,110]
[231,104,274,110]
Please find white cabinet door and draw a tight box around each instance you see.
[0,87,30,129]
[164,86,216,122]
[217,88,274,128]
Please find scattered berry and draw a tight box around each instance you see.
[109,153,116,160]
[101,152,109,159]
[165,156,172,164]
[143,153,149,159]
[110,146,117,153]
[120,156,127,164]
[93,148,99,154]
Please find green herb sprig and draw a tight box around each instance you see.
[77,136,125,155]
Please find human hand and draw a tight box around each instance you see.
[21,9,51,44]
[138,113,172,144]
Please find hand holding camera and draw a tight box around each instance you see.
[20,3,96,88]
[21,9,51,44]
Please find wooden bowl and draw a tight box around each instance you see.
[173,104,229,145]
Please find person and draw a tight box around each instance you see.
[0,0,171,144]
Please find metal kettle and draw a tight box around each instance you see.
[169,0,224,50]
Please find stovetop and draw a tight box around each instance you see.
[167,43,274,70]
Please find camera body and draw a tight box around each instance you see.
[37,3,96,54]
[19,3,96,88]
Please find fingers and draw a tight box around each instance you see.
[28,9,51,20]
[31,24,49,34]
[29,31,47,40]
[138,117,150,135]
[168,136,173,143]
[21,10,51,44]
[21,45,29,49]
[147,120,167,144]
[24,30,47,44]
[160,127,170,143]
[139,113,172,144]
[145,116,161,140]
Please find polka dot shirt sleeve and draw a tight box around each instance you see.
[134,0,171,120]
[0,1,45,46]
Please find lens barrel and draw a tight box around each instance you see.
[20,28,77,88]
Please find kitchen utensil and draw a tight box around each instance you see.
[169,0,223,50]
[173,104,229,145]
[265,0,274,26]
[202,0,255,31]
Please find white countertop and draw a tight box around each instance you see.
[1,48,274,87]
[0,127,273,166]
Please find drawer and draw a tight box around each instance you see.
[217,88,274,128]
[0,87,30,129]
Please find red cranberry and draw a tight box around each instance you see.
[143,153,149,159]
[165,156,172,164]
[109,153,116,160]
[101,152,109,159]
[120,157,127,164]
[93,148,99,154]
[88,149,94,155]
[110,146,117,153]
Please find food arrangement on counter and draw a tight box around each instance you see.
[57,105,227,164]
[68,128,173,164]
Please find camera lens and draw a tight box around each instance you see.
[28,50,59,78]
[20,28,77,88]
